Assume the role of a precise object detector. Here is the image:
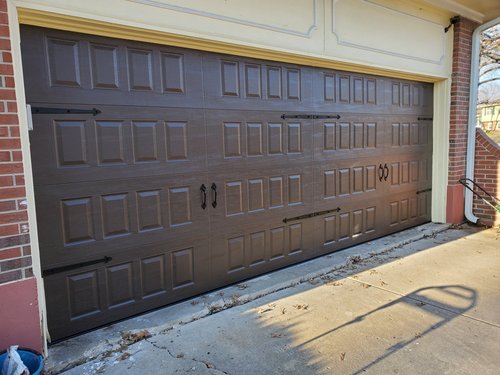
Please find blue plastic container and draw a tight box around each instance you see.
[0,348,44,375]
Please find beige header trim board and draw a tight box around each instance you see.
[17,7,439,83]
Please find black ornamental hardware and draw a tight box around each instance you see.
[42,256,112,277]
[31,107,102,116]
[283,207,341,223]
[417,117,433,121]
[281,114,341,120]
[416,188,432,195]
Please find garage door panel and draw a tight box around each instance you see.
[30,107,206,185]
[22,26,204,108]
[35,174,209,269]
[202,54,314,111]
[44,238,210,340]
[205,110,313,169]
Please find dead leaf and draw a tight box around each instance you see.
[370,270,378,275]
[362,283,371,289]
[271,332,283,338]
[416,301,426,307]
[309,278,320,285]
[191,300,199,306]
[326,281,343,287]
[258,303,276,314]
[293,304,309,310]
[120,352,130,361]
[281,308,286,315]
[237,284,248,290]
[380,281,388,286]
[121,330,151,345]
[340,352,346,361]
[203,361,216,369]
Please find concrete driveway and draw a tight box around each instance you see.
[57,224,500,374]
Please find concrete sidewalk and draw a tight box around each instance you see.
[54,224,500,374]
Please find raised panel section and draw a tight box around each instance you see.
[249,231,266,266]
[365,165,376,191]
[96,122,124,165]
[227,237,245,273]
[161,53,184,93]
[338,213,350,241]
[323,123,336,151]
[392,83,400,105]
[286,68,300,100]
[400,199,409,222]
[245,64,261,98]
[391,163,400,185]
[107,263,134,308]
[338,123,350,149]
[289,223,302,254]
[401,161,410,184]
[288,175,302,205]
[221,61,239,96]
[270,227,285,259]
[223,123,242,158]
[352,209,363,237]
[339,75,350,103]
[47,38,80,87]
[353,77,363,103]
[365,207,375,233]
[268,123,283,154]
[68,271,100,319]
[55,121,88,167]
[324,170,336,198]
[171,248,194,288]
[324,215,336,244]
[247,123,263,156]
[90,44,118,89]
[402,84,410,106]
[410,197,418,218]
[269,177,284,208]
[225,181,244,216]
[137,190,162,232]
[101,193,130,238]
[411,123,419,145]
[365,123,377,148]
[401,123,410,146]
[287,123,301,153]
[248,179,264,212]
[353,123,364,149]
[411,161,419,182]
[324,74,335,101]
[390,201,399,225]
[412,85,421,106]
[419,123,429,145]
[166,122,188,160]
[133,122,159,162]
[352,167,363,193]
[168,187,191,226]
[419,193,429,218]
[61,197,94,244]
[267,66,281,99]
[391,123,400,146]
[141,255,166,298]
[366,79,376,104]
[338,168,350,196]
[128,48,153,90]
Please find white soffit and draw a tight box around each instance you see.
[424,0,500,23]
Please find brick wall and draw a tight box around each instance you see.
[473,129,500,226]
[446,17,480,223]
[0,0,32,285]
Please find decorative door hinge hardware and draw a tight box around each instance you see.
[416,188,432,195]
[417,117,433,121]
[283,207,341,223]
[42,256,112,277]
[31,107,102,116]
[281,114,341,120]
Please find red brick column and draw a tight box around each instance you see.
[446,17,480,223]
[0,0,42,352]
[473,129,500,226]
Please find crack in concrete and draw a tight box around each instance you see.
[147,339,231,374]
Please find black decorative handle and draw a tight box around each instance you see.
[378,164,385,182]
[200,184,207,210]
[384,163,389,181]
[211,183,218,208]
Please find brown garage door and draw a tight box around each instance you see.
[22,26,432,340]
